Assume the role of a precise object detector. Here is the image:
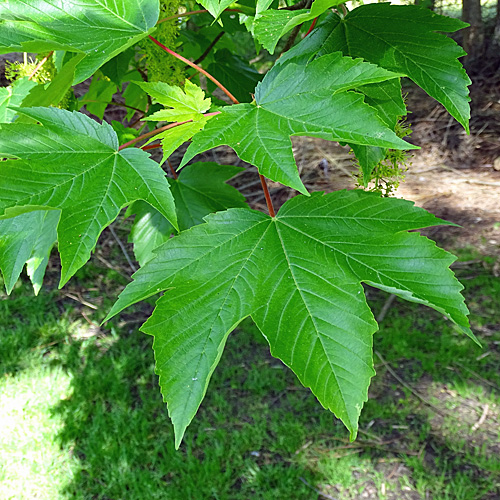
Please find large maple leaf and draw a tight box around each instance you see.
[181,52,415,194]
[282,4,470,130]
[106,190,474,448]
[0,107,177,286]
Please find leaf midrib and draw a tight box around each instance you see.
[273,219,351,424]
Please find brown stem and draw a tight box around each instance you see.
[148,35,239,105]
[282,24,303,53]
[192,32,225,66]
[28,51,54,80]
[259,175,276,217]
[141,143,162,151]
[119,121,189,150]
[157,8,241,24]
[167,159,179,179]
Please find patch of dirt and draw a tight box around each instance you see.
[422,382,500,458]
[317,460,422,500]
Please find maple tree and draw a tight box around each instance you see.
[0,0,477,448]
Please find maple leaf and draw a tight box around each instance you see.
[282,4,470,130]
[182,52,416,194]
[253,0,344,54]
[0,107,177,286]
[139,81,213,165]
[0,210,58,294]
[106,190,474,448]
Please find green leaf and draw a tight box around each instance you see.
[0,210,58,294]
[111,121,140,146]
[290,5,471,131]
[356,79,406,130]
[350,143,386,187]
[100,48,134,86]
[207,49,264,103]
[140,80,212,164]
[106,190,473,448]
[349,79,407,184]
[256,0,275,15]
[196,0,234,20]
[0,0,159,84]
[0,78,37,123]
[140,80,211,123]
[182,52,415,194]
[253,0,344,54]
[153,121,211,166]
[81,73,117,120]
[122,72,148,120]
[128,201,175,268]
[129,162,247,266]
[0,107,177,287]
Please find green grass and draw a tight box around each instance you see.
[1,248,500,499]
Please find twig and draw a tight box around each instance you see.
[192,32,225,66]
[375,350,449,417]
[28,51,54,80]
[142,143,162,151]
[452,178,500,187]
[119,120,189,150]
[452,361,500,391]
[298,477,339,500]
[109,224,137,273]
[259,175,276,217]
[80,100,146,114]
[118,113,220,150]
[148,35,239,104]
[95,254,130,280]
[377,293,396,323]
[64,292,98,310]
[167,158,178,179]
[471,404,489,432]
[282,24,303,53]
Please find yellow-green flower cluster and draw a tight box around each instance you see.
[143,0,185,85]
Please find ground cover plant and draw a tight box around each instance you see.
[0,0,479,451]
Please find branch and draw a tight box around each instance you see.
[304,17,318,36]
[148,36,239,105]
[192,32,225,66]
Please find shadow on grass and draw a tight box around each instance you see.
[1,247,500,500]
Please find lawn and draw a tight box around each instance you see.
[1,246,499,499]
